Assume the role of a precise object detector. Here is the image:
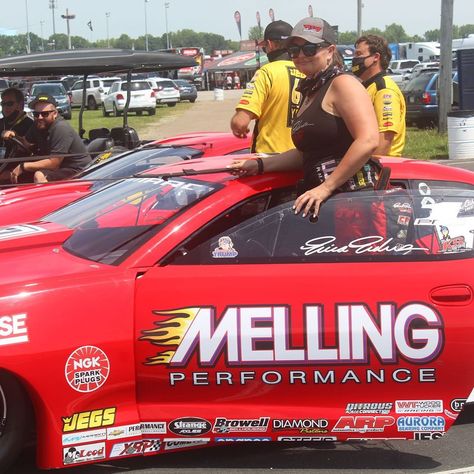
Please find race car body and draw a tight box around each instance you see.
[0,132,251,227]
[0,156,473,470]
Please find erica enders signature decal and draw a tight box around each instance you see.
[300,236,428,256]
[141,303,444,368]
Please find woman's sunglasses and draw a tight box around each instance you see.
[287,42,329,59]
[33,110,56,118]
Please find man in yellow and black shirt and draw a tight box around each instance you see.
[230,21,305,153]
[352,35,406,156]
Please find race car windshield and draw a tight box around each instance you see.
[45,176,218,265]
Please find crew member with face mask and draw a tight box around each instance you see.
[352,34,406,156]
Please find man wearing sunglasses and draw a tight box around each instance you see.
[8,94,90,184]
[230,20,305,153]
[0,88,33,181]
[352,34,406,156]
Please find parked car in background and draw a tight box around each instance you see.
[147,77,180,107]
[404,70,458,127]
[70,76,121,110]
[28,82,72,119]
[406,62,440,81]
[389,59,420,75]
[102,80,156,116]
[174,79,198,103]
[386,69,406,88]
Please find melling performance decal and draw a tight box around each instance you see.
[140,303,444,386]
[169,417,212,436]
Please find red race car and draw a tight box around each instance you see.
[1,156,473,470]
[0,132,251,227]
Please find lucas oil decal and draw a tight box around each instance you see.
[140,303,443,386]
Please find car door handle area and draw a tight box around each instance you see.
[430,285,473,305]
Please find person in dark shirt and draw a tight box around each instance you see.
[6,94,91,183]
[0,87,33,181]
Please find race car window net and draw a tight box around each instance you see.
[45,176,219,265]
[170,185,474,265]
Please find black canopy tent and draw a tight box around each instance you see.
[0,49,197,133]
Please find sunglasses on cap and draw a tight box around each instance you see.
[0,100,16,107]
[33,110,56,118]
[287,42,330,59]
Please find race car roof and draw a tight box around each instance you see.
[0,49,197,76]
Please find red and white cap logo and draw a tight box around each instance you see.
[65,346,110,393]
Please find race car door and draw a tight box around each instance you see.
[134,185,474,440]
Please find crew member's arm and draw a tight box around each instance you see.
[10,156,63,184]
[372,88,402,156]
[230,109,256,138]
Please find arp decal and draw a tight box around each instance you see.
[63,442,105,465]
[0,313,28,347]
[65,346,110,393]
[169,417,211,436]
[333,416,395,433]
[62,407,116,432]
[141,303,443,387]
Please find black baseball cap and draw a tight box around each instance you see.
[258,20,293,46]
[28,94,58,109]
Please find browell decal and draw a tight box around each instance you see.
[140,303,444,387]
[213,417,269,433]
[62,408,116,432]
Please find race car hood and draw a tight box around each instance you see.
[0,181,94,226]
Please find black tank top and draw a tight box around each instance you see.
[291,75,354,191]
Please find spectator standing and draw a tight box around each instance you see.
[0,88,33,181]
[352,34,406,156]
[6,94,91,183]
[230,20,305,153]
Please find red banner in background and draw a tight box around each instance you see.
[234,11,242,39]
[269,8,275,22]
[308,4,314,17]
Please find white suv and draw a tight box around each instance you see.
[147,77,180,107]
[70,77,121,110]
[102,80,156,116]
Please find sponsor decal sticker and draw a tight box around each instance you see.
[383,121,394,127]
[0,313,28,347]
[63,442,105,465]
[65,346,110,393]
[450,399,466,413]
[414,431,444,440]
[0,224,46,241]
[107,424,142,440]
[395,400,443,414]
[62,429,106,446]
[345,403,393,415]
[109,439,161,458]
[140,421,167,435]
[333,416,395,433]
[163,438,210,450]
[212,236,238,258]
[272,418,328,433]
[216,437,271,442]
[62,407,116,432]
[278,436,337,441]
[213,417,270,433]
[169,417,211,436]
[383,94,392,99]
[239,99,250,105]
[397,416,445,432]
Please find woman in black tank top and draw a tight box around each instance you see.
[230,16,379,219]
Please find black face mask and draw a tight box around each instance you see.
[351,55,372,77]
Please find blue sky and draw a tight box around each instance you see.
[2,0,473,42]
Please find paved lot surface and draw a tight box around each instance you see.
[140,89,243,140]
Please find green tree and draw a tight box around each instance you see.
[458,24,474,37]
[382,23,409,43]
[113,34,133,49]
[362,27,384,37]
[248,26,262,41]
[424,29,440,41]
[338,31,357,44]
